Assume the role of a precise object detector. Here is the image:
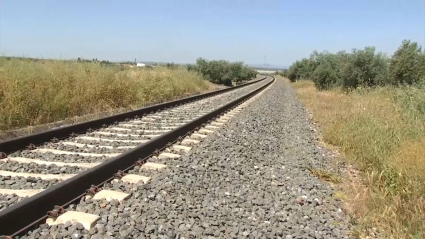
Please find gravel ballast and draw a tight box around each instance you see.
[0,161,85,174]
[0,80,272,219]
[0,176,61,211]
[0,176,61,190]
[41,143,129,154]
[0,194,25,211]
[8,151,108,164]
[74,79,270,141]
[6,79,270,164]
[19,78,353,239]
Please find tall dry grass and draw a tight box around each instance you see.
[288,78,425,238]
[0,58,209,131]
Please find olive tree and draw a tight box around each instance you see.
[341,47,389,88]
[389,40,425,85]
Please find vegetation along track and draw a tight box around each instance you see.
[0,76,274,237]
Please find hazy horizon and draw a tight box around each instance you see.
[1,0,423,67]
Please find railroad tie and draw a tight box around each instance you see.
[121,174,151,184]
[210,122,224,126]
[172,145,192,152]
[31,148,119,157]
[205,125,220,130]
[141,162,167,170]
[181,138,200,145]
[4,157,99,168]
[76,136,148,143]
[198,128,214,134]
[223,113,236,118]
[0,188,43,197]
[91,131,148,137]
[47,211,100,231]
[219,116,231,120]
[60,141,135,150]
[158,152,181,159]
[107,127,169,133]
[118,123,177,130]
[190,133,208,139]
[0,170,76,180]
[92,190,130,202]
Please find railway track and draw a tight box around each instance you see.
[0,76,274,237]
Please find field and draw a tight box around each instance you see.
[288,77,425,238]
[0,58,210,132]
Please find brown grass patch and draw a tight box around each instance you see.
[283,76,425,238]
[0,58,210,132]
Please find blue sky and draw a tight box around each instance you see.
[0,0,423,67]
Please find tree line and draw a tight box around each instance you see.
[188,58,257,86]
[77,57,112,65]
[281,40,425,90]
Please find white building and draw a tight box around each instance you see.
[136,63,146,67]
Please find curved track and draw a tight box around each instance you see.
[0,76,274,237]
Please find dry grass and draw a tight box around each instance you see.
[286,77,425,238]
[308,168,342,184]
[0,58,210,132]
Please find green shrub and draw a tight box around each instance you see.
[191,58,257,85]
[341,47,390,88]
[279,69,289,78]
[221,74,233,86]
[286,58,313,82]
[310,51,342,90]
[312,60,340,90]
[389,40,425,85]
[166,62,178,69]
[285,39,425,90]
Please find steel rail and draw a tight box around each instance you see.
[0,76,274,237]
[0,77,266,154]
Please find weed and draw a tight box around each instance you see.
[308,168,341,183]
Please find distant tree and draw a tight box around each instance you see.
[279,69,289,77]
[284,39,425,90]
[389,40,425,85]
[286,58,312,82]
[193,58,256,85]
[166,62,178,69]
[100,60,112,65]
[187,64,197,71]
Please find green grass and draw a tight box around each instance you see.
[0,58,210,132]
[288,77,425,238]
